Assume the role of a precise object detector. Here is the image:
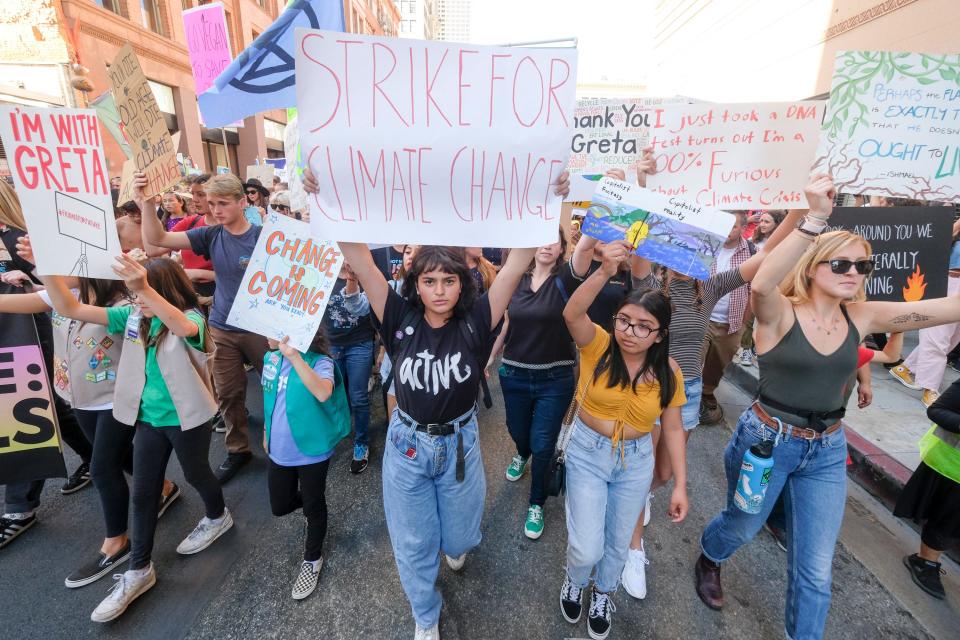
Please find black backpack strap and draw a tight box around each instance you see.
[554,276,570,303]
[457,318,495,409]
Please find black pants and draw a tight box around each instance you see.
[75,409,134,538]
[130,420,224,570]
[268,458,330,562]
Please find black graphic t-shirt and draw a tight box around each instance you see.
[322,278,375,346]
[373,246,405,282]
[381,288,494,424]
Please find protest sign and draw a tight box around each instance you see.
[183,2,232,95]
[284,112,310,212]
[0,106,123,279]
[107,43,179,198]
[567,96,688,203]
[582,177,735,280]
[825,206,951,302]
[296,30,578,247]
[227,213,344,351]
[814,51,960,203]
[246,164,275,185]
[646,101,824,209]
[0,312,65,485]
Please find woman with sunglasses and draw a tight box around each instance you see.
[559,240,688,640]
[695,174,960,640]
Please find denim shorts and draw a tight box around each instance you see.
[656,376,702,431]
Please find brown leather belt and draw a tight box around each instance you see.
[752,403,842,440]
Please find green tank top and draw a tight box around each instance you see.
[757,305,860,429]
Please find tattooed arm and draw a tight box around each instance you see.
[850,296,960,335]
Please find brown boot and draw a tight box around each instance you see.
[699,395,723,425]
[694,553,724,610]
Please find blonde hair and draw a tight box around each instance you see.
[204,174,244,200]
[0,181,27,230]
[781,230,873,304]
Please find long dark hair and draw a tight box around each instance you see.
[308,325,332,356]
[400,246,477,320]
[593,288,676,408]
[77,278,128,307]
[139,259,200,350]
[751,210,785,244]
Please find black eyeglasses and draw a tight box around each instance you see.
[818,259,875,275]
[612,315,659,338]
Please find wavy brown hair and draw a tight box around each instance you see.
[139,259,201,350]
[401,246,477,320]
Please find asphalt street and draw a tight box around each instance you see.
[1,373,953,639]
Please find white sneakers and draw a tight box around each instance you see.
[621,542,650,600]
[90,564,157,622]
[176,509,234,555]
[444,552,466,572]
[414,623,440,640]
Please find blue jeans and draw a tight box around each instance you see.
[700,407,848,640]
[499,364,574,506]
[330,340,374,447]
[564,418,655,593]
[382,409,486,628]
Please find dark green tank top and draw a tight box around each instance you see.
[757,305,860,428]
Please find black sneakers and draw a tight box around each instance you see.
[587,587,615,640]
[0,513,37,549]
[61,462,92,495]
[65,541,132,588]
[560,575,584,624]
[215,452,252,484]
[903,554,946,599]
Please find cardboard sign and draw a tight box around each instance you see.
[0,107,123,279]
[107,43,179,198]
[567,96,688,203]
[646,101,824,209]
[183,2,232,95]
[0,312,65,485]
[825,206,952,302]
[581,177,736,280]
[296,30,578,247]
[814,51,960,203]
[245,164,275,185]
[227,213,344,351]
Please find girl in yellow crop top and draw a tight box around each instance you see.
[558,240,689,631]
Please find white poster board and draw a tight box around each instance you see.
[814,51,960,202]
[227,214,343,351]
[0,107,122,279]
[646,101,824,209]
[295,29,578,247]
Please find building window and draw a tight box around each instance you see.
[141,0,165,35]
[92,0,124,15]
[263,119,285,141]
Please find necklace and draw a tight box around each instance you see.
[803,305,841,335]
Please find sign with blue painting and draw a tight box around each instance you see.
[581,177,736,280]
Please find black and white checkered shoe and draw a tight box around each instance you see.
[0,513,37,549]
[291,559,322,600]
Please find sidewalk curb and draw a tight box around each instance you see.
[721,363,911,511]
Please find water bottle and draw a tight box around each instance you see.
[734,439,774,514]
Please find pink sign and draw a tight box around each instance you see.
[183,2,232,95]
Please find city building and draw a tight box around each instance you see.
[0,0,400,179]
[396,0,436,40]
[435,0,469,42]
[650,0,960,102]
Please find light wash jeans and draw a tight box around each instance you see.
[382,409,485,629]
[564,417,655,593]
[700,407,848,640]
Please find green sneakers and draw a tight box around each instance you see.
[505,455,529,482]
[524,505,544,539]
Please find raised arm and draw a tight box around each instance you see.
[751,175,835,327]
[16,235,107,324]
[135,173,192,251]
[487,247,535,330]
[338,242,389,321]
[0,292,52,314]
[853,295,960,335]
[276,337,334,402]
[563,240,630,346]
[113,254,197,338]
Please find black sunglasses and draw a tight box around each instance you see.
[819,258,875,275]
[246,190,259,195]
[275,204,290,211]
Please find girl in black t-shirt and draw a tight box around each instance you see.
[337,241,535,639]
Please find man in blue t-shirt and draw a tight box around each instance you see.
[138,172,267,484]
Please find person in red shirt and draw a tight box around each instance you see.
[170,174,216,298]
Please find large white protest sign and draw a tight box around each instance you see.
[227,213,343,351]
[582,177,735,280]
[567,96,688,203]
[646,101,824,209]
[0,107,122,279]
[814,51,960,203]
[295,30,578,247]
